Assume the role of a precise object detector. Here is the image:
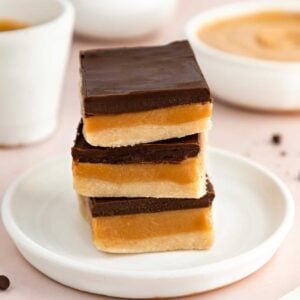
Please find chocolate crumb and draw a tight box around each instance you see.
[0,275,10,291]
[271,134,282,145]
[280,151,287,157]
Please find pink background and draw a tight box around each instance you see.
[1,0,299,299]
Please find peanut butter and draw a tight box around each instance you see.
[199,12,300,61]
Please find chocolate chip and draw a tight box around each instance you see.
[271,134,282,145]
[0,275,10,291]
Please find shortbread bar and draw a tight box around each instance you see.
[80,41,212,147]
[79,180,215,253]
[72,122,207,198]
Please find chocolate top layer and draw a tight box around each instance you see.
[89,180,214,217]
[72,122,201,164]
[80,41,211,116]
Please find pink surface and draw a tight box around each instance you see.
[0,0,299,299]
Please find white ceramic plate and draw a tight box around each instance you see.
[1,148,294,298]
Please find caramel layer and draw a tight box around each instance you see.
[84,103,212,132]
[92,207,212,241]
[73,157,201,185]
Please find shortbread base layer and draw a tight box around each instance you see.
[74,175,206,198]
[94,231,213,253]
[83,118,211,147]
[79,196,213,253]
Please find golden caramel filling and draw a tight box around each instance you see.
[92,207,212,241]
[84,103,212,132]
[73,157,201,185]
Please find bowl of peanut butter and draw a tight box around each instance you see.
[186,1,300,111]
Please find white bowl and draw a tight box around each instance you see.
[71,0,177,40]
[186,1,300,111]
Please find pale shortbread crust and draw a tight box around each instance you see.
[83,118,211,147]
[94,231,213,253]
[73,174,206,198]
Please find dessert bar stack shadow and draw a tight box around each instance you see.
[71,41,215,253]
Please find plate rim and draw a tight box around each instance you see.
[1,147,295,279]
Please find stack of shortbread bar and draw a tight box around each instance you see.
[71,41,215,253]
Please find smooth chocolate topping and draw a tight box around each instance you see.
[80,41,211,116]
[72,122,201,164]
[89,180,214,217]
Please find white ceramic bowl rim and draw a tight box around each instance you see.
[0,0,74,36]
[1,148,294,279]
[185,1,300,68]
